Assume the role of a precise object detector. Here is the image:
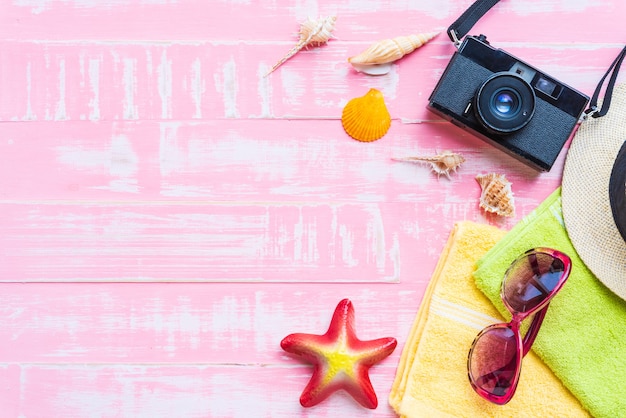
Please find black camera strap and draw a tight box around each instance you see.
[587,46,626,118]
[447,0,500,45]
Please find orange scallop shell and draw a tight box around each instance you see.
[341,88,391,142]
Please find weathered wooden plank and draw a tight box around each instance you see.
[0,201,422,282]
[0,41,620,122]
[0,363,399,417]
[0,119,565,202]
[0,283,417,364]
[0,144,564,283]
[0,0,622,44]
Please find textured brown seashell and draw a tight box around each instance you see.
[341,88,391,142]
[266,16,337,76]
[393,150,465,179]
[348,32,438,75]
[476,173,515,217]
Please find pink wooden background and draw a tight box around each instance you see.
[1,0,625,416]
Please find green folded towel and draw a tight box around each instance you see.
[473,188,626,418]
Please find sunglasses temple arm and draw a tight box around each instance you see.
[521,304,549,357]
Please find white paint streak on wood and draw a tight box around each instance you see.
[24,62,36,121]
[157,49,173,119]
[292,207,320,264]
[211,296,251,350]
[123,58,138,120]
[190,58,204,119]
[107,135,139,193]
[79,53,86,120]
[54,59,67,120]
[158,121,181,178]
[379,66,401,100]
[14,0,177,14]
[366,204,386,272]
[251,290,277,353]
[55,135,138,193]
[509,0,595,15]
[256,64,273,118]
[145,49,153,77]
[209,372,268,417]
[343,0,454,18]
[56,144,108,172]
[329,206,338,266]
[339,223,357,267]
[49,370,211,417]
[279,68,306,107]
[204,133,300,184]
[215,57,239,118]
[132,297,205,354]
[88,58,101,121]
[293,2,321,22]
[13,0,48,14]
[389,232,401,282]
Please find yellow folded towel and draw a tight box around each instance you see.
[389,221,590,417]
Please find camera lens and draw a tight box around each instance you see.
[475,73,536,134]
[493,91,519,116]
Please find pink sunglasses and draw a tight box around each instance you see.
[468,248,572,405]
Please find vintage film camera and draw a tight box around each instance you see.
[428,34,589,171]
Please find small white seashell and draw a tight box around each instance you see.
[476,173,515,217]
[266,15,337,76]
[393,150,465,179]
[348,32,438,75]
[350,62,393,76]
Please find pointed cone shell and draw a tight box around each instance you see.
[348,32,438,66]
[394,151,465,178]
[476,173,515,217]
[341,88,391,142]
[266,16,337,76]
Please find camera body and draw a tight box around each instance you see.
[428,35,589,171]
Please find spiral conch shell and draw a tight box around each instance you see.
[393,151,465,179]
[476,173,515,217]
[348,32,438,75]
[266,15,337,76]
[341,88,391,142]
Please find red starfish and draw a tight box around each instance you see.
[280,298,397,409]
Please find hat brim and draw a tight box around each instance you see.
[562,83,626,300]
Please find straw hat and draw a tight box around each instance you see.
[561,82,626,300]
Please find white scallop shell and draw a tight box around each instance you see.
[476,173,515,217]
[348,32,438,75]
[266,15,337,76]
[393,150,465,179]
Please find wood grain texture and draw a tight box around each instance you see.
[0,42,618,122]
[1,0,625,416]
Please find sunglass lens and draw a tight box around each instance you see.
[503,251,567,313]
[468,325,521,403]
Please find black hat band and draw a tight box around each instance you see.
[609,141,626,243]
